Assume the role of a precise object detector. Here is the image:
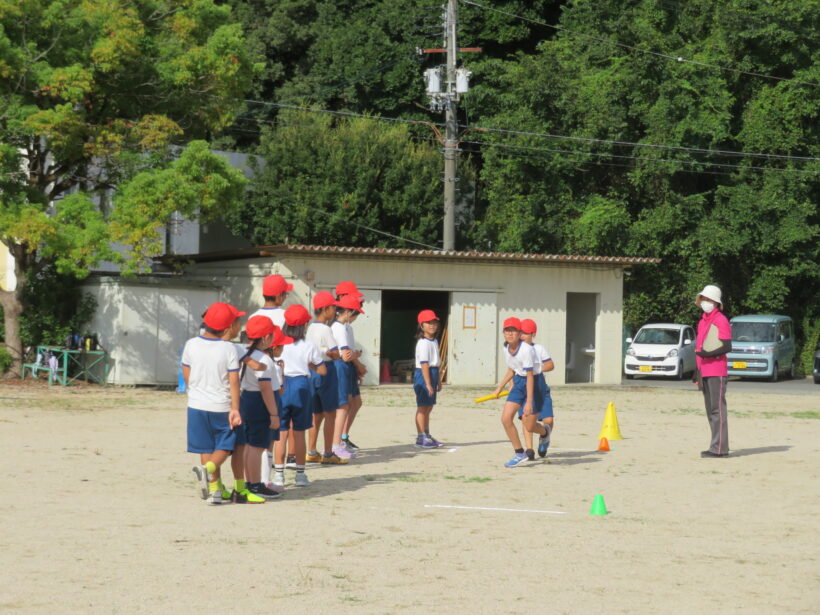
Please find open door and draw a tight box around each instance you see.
[447,292,498,385]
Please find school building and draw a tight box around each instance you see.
[82,244,657,386]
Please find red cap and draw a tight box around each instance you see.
[520,319,537,334]
[262,274,293,296]
[417,309,439,324]
[203,302,246,330]
[245,315,276,340]
[336,295,365,314]
[271,325,294,347]
[335,280,363,298]
[313,291,338,310]
[284,304,311,326]
[503,317,522,330]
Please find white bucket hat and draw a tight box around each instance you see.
[696,284,722,306]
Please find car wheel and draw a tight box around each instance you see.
[625,374,635,380]
[769,362,779,383]
[676,361,685,380]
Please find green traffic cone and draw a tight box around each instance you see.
[589,494,608,516]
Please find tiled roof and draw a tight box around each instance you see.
[171,244,660,266]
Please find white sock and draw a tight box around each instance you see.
[261,450,271,484]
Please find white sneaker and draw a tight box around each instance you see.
[206,490,224,505]
[272,472,285,488]
[295,473,311,487]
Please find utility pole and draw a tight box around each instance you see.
[421,1,476,251]
[443,0,458,251]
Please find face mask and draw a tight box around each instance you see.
[701,300,715,314]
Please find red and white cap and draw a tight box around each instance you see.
[336,295,365,314]
[284,304,311,327]
[335,280,363,298]
[313,291,339,310]
[417,309,439,324]
[203,303,245,330]
[502,317,522,331]
[271,325,294,347]
[262,274,293,296]
[246,315,276,339]
[520,319,537,334]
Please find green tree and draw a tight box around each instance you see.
[226,109,453,247]
[0,0,255,376]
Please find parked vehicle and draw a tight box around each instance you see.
[624,323,696,379]
[727,315,796,381]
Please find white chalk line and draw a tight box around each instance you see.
[425,504,567,515]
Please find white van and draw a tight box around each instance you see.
[624,323,696,380]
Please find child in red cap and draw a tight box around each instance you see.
[414,310,444,448]
[185,302,245,504]
[491,317,550,468]
[272,304,327,488]
[520,319,555,459]
[249,274,293,329]
[330,295,365,458]
[305,292,346,464]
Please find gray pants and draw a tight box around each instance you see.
[701,376,729,454]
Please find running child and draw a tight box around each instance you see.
[305,291,347,465]
[491,317,550,468]
[236,316,293,501]
[414,309,444,449]
[272,304,326,488]
[335,281,366,454]
[186,302,244,505]
[330,294,364,459]
[520,318,555,459]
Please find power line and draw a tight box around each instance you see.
[311,209,441,251]
[460,0,819,88]
[241,100,820,165]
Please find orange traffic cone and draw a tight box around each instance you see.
[379,359,392,384]
[597,437,610,452]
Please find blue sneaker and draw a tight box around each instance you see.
[538,426,551,458]
[415,435,437,449]
[504,452,528,468]
[428,434,445,448]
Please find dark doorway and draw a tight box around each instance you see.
[380,290,450,383]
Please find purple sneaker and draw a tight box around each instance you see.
[427,434,445,448]
[332,444,355,460]
[415,435,437,449]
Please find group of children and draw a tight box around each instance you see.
[183,277,556,504]
[184,276,366,505]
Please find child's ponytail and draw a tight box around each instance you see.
[239,338,263,383]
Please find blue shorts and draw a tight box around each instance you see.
[240,391,277,448]
[187,407,236,454]
[413,366,439,406]
[279,376,313,431]
[334,359,351,406]
[508,374,552,420]
[348,361,361,397]
[311,361,338,413]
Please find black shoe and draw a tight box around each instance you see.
[700,450,728,458]
[230,489,248,503]
[249,483,282,499]
[525,449,535,461]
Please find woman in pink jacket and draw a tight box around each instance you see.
[693,285,732,458]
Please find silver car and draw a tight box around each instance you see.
[624,323,696,380]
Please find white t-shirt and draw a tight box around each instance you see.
[182,336,239,412]
[504,341,537,377]
[415,337,441,368]
[280,339,324,377]
[346,322,356,350]
[331,321,350,351]
[532,342,552,375]
[233,344,281,392]
[248,307,285,329]
[306,321,338,361]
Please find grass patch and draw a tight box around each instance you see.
[791,411,820,419]
[443,475,492,483]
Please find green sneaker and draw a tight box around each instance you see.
[232,488,265,504]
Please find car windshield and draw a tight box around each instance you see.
[732,322,776,343]
[634,328,679,344]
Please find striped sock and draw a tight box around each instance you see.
[296,464,305,474]
[273,464,284,474]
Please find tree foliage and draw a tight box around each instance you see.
[0,0,256,374]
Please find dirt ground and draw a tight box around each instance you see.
[1,381,818,614]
